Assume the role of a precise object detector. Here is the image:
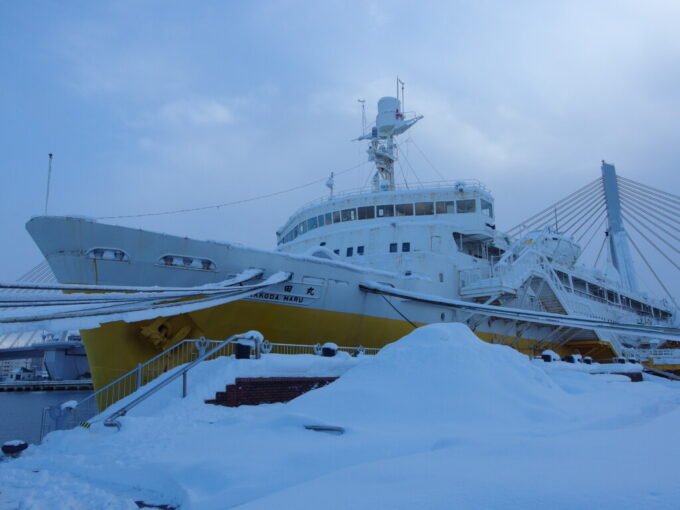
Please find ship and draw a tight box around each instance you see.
[25,94,679,392]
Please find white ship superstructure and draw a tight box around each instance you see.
[16,93,679,391]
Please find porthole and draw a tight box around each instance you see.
[157,254,217,271]
[86,248,130,262]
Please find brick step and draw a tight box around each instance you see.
[206,376,338,407]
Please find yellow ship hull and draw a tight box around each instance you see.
[81,298,612,392]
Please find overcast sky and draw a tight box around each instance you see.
[1,1,679,300]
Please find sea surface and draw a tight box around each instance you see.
[0,390,92,445]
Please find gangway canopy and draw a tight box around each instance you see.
[360,282,680,342]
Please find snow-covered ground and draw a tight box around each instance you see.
[1,323,679,509]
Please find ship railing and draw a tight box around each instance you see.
[39,335,380,441]
[294,179,491,214]
[460,250,541,291]
[630,348,680,362]
[260,340,380,357]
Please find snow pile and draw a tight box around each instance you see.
[286,323,562,429]
[1,323,679,509]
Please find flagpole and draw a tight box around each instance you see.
[44,153,53,215]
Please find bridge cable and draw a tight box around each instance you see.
[618,175,680,207]
[619,204,680,255]
[512,185,604,237]
[619,189,680,236]
[621,213,680,273]
[508,182,603,235]
[625,232,679,309]
[506,178,602,236]
[617,180,680,219]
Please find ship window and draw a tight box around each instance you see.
[607,290,618,303]
[307,217,318,230]
[436,201,455,214]
[481,199,493,218]
[346,247,353,257]
[357,245,365,255]
[389,243,398,253]
[402,242,411,252]
[298,221,307,235]
[556,271,570,286]
[415,202,434,215]
[317,215,325,227]
[325,213,333,225]
[396,203,414,216]
[589,284,605,299]
[377,204,394,217]
[333,249,340,255]
[573,278,587,293]
[157,254,216,271]
[333,211,342,223]
[87,248,130,262]
[341,208,356,222]
[457,199,476,213]
[358,206,375,220]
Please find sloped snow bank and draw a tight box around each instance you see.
[1,323,679,510]
[285,323,563,429]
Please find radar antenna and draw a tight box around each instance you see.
[356,85,423,192]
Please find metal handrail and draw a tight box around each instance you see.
[103,332,259,430]
[260,340,380,356]
[74,337,221,413]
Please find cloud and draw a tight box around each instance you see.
[2,0,680,303]
[157,98,234,127]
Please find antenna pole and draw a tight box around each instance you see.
[358,99,366,136]
[44,153,53,215]
[400,79,405,112]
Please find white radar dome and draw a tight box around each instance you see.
[376,96,403,137]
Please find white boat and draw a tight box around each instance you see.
[25,94,678,390]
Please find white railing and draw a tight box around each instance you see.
[290,179,491,218]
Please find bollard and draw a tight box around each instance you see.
[235,340,252,359]
[2,440,28,458]
[321,342,338,357]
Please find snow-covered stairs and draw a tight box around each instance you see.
[205,377,338,407]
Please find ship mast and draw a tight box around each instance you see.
[357,94,423,191]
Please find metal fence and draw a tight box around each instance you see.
[39,336,379,441]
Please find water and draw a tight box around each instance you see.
[0,390,92,444]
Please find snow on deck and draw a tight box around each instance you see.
[1,323,679,509]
